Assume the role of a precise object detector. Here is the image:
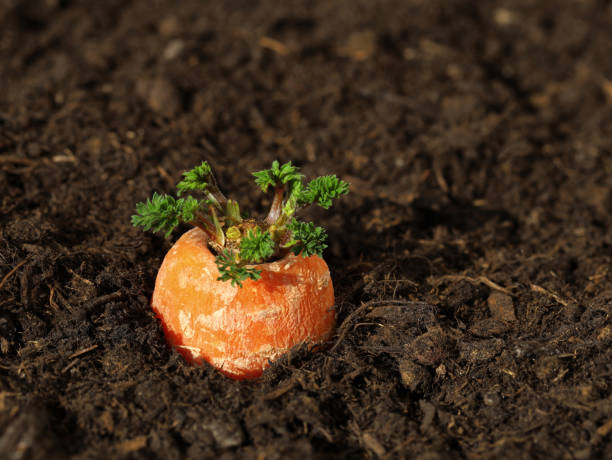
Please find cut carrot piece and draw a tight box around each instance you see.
[151,228,335,379]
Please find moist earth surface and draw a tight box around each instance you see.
[0,1,611,459]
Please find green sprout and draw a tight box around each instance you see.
[215,250,262,287]
[284,219,328,257]
[131,193,203,238]
[239,228,275,263]
[298,175,350,209]
[176,161,212,196]
[132,160,349,286]
[252,160,303,192]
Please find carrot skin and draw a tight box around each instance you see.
[151,228,335,379]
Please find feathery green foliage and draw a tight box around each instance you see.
[177,161,212,196]
[215,250,261,287]
[178,196,202,222]
[298,175,350,209]
[132,193,202,238]
[252,160,303,192]
[285,219,328,257]
[133,159,349,287]
[239,228,275,263]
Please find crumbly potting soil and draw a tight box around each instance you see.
[0,1,611,458]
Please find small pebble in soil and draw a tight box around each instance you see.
[487,292,516,322]
[202,419,245,449]
[163,39,185,61]
[398,359,431,392]
[405,326,450,367]
[458,338,504,363]
[136,77,182,117]
[482,390,501,406]
[596,325,612,344]
[336,30,376,61]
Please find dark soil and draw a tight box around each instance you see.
[1,1,611,458]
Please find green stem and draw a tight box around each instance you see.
[209,205,225,247]
[226,199,242,226]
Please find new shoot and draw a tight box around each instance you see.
[132,160,349,287]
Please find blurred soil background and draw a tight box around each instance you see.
[0,0,611,458]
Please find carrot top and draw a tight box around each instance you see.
[132,161,349,287]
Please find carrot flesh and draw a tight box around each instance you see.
[151,228,335,379]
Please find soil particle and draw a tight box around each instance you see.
[487,292,516,322]
[458,338,504,363]
[136,77,182,117]
[405,327,451,367]
[202,418,245,449]
[534,355,562,381]
[398,359,431,392]
[336,30,377,61]
[482,389,501,407]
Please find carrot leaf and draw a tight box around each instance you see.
[134,159,349,285]
[239,227,275,263]
[132,193,203,239]
[178,196,202,222]
[215,249,262,287]
[298,175,350,209]
[176,161,212,196]
[252,160,303,192]
[285,219,328,257]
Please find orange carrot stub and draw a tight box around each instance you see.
[152,228,335,380]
